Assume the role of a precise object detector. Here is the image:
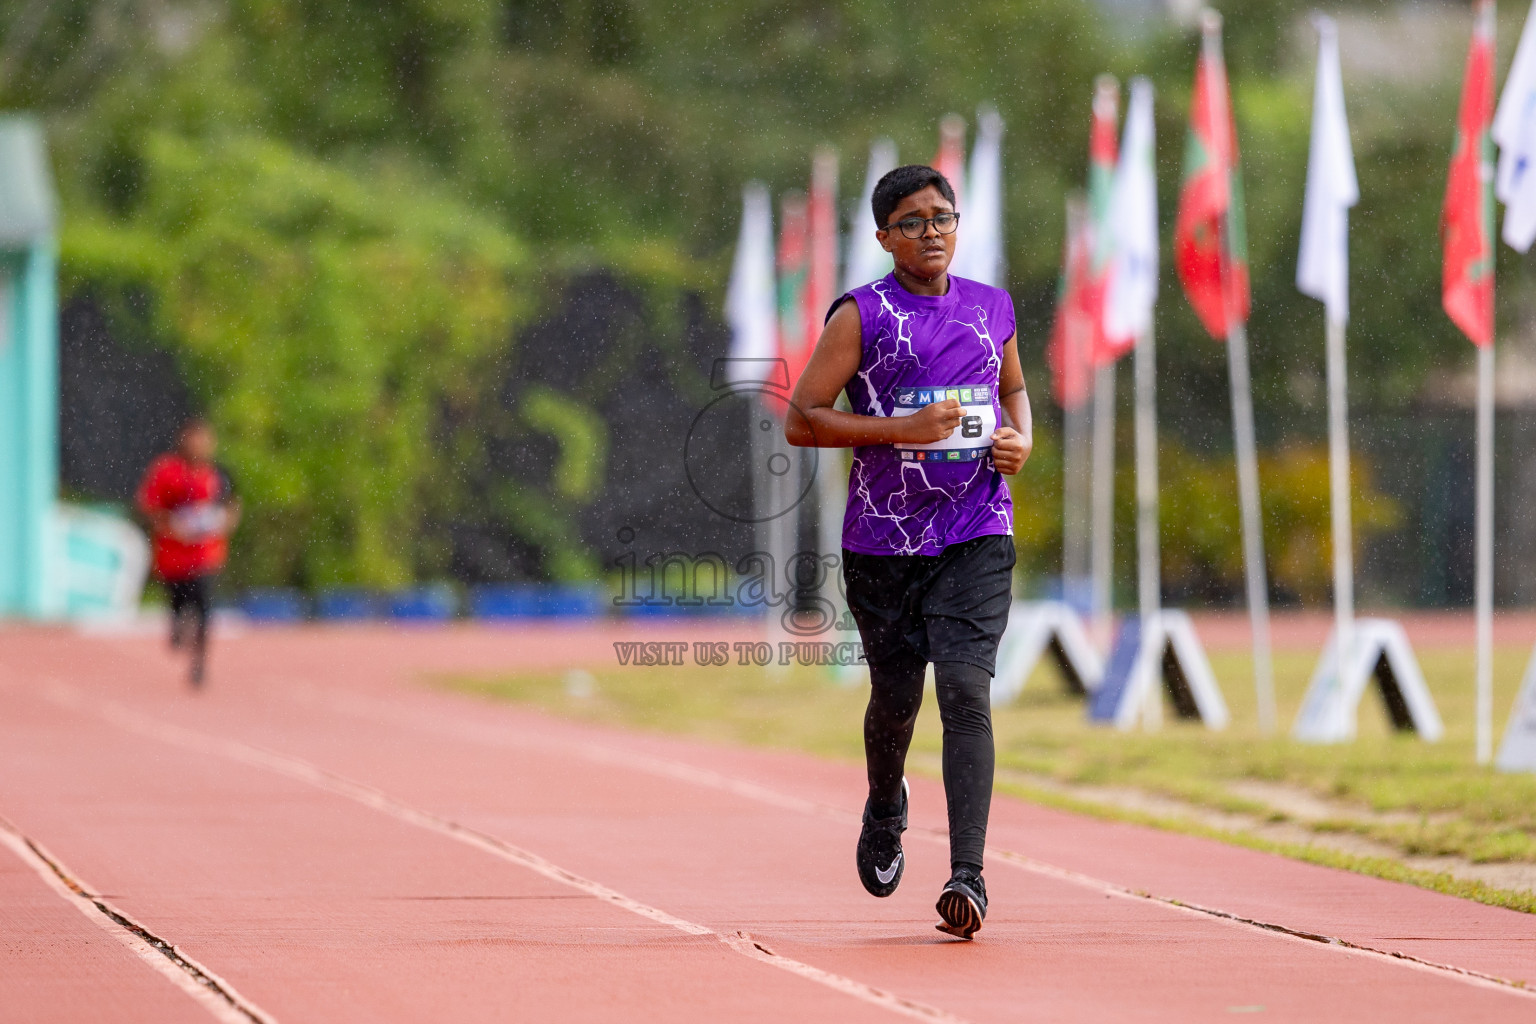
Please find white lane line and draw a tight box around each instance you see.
[303,685,1536,1001]
[35,683,971,1024]
[0,814,278,1024]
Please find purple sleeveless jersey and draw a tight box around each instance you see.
[836,273,1016,556]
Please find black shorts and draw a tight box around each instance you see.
[842,534,1015,676]
[166,575,213,613]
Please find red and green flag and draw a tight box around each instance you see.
[933,114,966,207]
[799,150,839,389]
[1048,196,1095,409]
[1443,0,1496,348]
[1086,76,1125,366]
[1175,15,1249,340]
[776,192,810,390]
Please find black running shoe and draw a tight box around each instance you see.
[855,778,908,897]
[935,867,987,939]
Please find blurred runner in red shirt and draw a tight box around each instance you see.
[136,419,241,687]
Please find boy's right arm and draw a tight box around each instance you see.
[784,301,962,449]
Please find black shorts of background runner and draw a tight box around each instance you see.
[842,535,1014,871]
[167,574,214,684]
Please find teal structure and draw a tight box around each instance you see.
[0,117,58,618]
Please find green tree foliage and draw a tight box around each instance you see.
[64,132,527,586]
[0,0,1507,591]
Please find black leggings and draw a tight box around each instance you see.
[168,576,210,656]
[865,648,994,870]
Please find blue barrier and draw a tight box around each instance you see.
[388,585,457,621]
[469,584,602,620]
[316,588,382,620]
[240,588,307,622]
[241,584,616,622]
[623,601,757,619]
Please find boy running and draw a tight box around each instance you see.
[785,165,1031,939]
[136,418,241,688]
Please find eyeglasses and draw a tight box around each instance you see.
[886,212,960,239]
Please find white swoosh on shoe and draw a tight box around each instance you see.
[874,853,902,885]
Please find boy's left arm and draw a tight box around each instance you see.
[217,466,242,537]
[991,334,1032,476]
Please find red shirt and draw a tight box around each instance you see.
[136,454,233,581]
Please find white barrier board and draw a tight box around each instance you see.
[1496,646,1536,771]
[1292,618,1442,743]
[40,504,150,622]
[1088,610,1228,730]
[991,601,1104,704]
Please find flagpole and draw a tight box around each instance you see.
[1091,362,1115,646]
[1107,74,1161,730]
[1062,196,1092,602]
[1226,318,1276,733]
[805,148,841,659]
[758,440,793,675]
[1445,0,1496,764]
[1064,381,1090,598]
[1297,14,1360,718]
[727,183,780,637]
[1088,75,1121,647]
[1476,342,1495,764]
[816,431,849,647]
[1198,7,1275,733]
[1326,314,1354,694]
[752,392,774,632]
[1135,324,1162,730]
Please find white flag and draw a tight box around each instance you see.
[1103,78,1158,344]
[1495,0,1536,252]
[844,139,898,290]
[1297,16,1358,322]
[724,182,777,383]
[951,106,1005,286]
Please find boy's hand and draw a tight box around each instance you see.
[903,399,963,444]
[990,427,1029,475]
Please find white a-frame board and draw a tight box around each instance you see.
[1496,644,1536,771]
[1292,618,1442,743]
[1088,610,1229,730]
[991,601,1104,705]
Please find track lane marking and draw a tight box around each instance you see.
[296,684,1536,1000]
[0,814,277,1024]
[31,682,971,1024]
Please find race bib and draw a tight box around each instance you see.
[172,502,228,540]
[891,385,997,463]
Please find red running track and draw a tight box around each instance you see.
[1,621,1534,1023]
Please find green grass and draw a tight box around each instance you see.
[445,639,1536,911]
[986,773,1536,915]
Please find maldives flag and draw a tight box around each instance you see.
[1048,196,1095,409]
[1174,14,1250,340]
[1086,76,1125,366]
[799,149,839,388]
[933,114,966,206]
[1443,0,1496,348]
[776,193,810,391]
